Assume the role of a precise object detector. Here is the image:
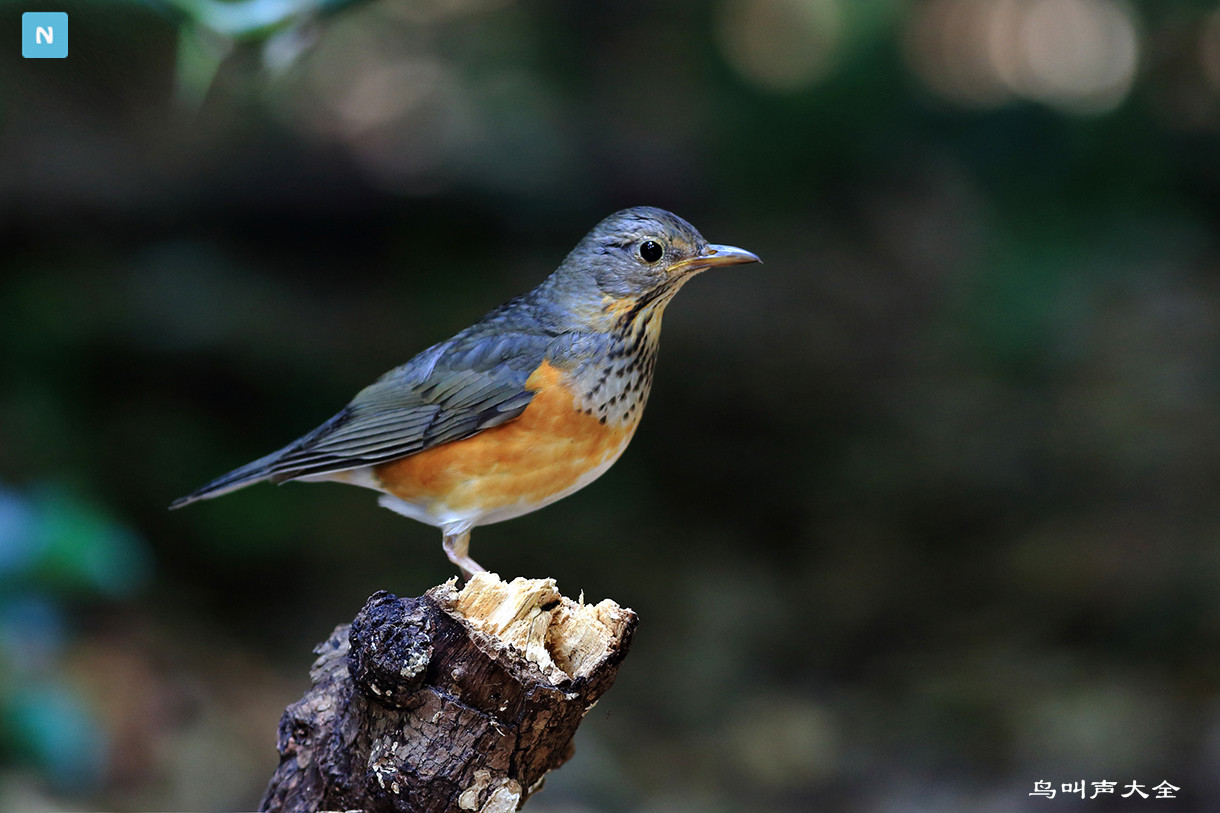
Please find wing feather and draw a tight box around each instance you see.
[171,304,576,507]
[260,331,552,481]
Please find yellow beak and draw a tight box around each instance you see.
[668,243,762,274]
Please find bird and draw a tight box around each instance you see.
[171,207,760,576]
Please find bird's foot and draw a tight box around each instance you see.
[443,529,486,581]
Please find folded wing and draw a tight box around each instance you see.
[170,329,552,507]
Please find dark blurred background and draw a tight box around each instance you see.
[3,0,1220,810]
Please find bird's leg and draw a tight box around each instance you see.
[443,529,485,580]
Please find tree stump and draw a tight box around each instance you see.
[260,573,638,813]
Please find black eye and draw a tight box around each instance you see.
[638,240,664,263]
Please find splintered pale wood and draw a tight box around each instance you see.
[454,573,634,683]
[260,574,637,813]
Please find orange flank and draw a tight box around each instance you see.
[372,361,636,518]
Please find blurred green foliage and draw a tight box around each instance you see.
[3,0,1220,810]
[0,485,148,792]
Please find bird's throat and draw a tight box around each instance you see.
[572,300,666,429]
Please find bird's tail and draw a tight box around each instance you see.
[169,449,285,509]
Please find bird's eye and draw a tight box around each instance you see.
[638,240,664,263]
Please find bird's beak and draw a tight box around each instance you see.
[669,244,762,274]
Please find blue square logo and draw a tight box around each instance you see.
[23,12,68,58]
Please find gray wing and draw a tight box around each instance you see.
[170,327,554,507]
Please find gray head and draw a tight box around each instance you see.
[557,207,760,301]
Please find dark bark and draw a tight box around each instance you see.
[260,574,637,813]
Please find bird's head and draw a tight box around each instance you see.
[559,207,760,308]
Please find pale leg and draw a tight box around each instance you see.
[443,529,485,579]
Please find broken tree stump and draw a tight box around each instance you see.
[260,573,638,813]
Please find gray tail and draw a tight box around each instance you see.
[169,449,284,509]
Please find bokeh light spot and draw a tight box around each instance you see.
[1016,0,1138,113]
[1200,9,1220,96]
[717,0,843,92]
[905,0,1139,114]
